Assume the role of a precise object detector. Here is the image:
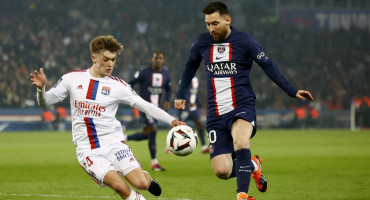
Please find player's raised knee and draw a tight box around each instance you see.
[132,179,150,190]
[233,138,250,149]
[213,167,231,180]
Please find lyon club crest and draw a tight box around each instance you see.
[101,86,111,95]
[217,45,226,53]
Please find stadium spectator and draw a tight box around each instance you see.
[0,0,368,119]
[41,108,55,130]
[55,106,67,132]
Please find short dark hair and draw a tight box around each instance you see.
[90,35,124,55]
[153,50,164,56]
[202,1,229,15]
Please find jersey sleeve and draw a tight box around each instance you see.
[176,39,202,99]
[117,83,143,106]
[37,75,70,106]
[128,70,141,86]
[245,34,298,97]
[133,98,175,125]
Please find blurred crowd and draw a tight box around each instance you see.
[0,0,369,112]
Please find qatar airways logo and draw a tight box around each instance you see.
[148,87,163,95]
[75,100,106,117]
[206,62,237,75]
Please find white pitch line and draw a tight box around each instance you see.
[0,193,112,199]
[0,193,193,200]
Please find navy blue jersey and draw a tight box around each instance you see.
[176,27,297,117]
[129,66,171,107]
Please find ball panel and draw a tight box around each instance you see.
[166,125,197,156]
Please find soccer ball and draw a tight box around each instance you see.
[166,125,198,156]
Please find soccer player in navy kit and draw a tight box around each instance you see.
[174,2,314,200]
[127,51,171,171]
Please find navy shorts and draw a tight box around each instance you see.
[177,109,201,121]
[139,111,158,127]
[206,106,257,159]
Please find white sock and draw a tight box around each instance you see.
[151,158,158,166]
[125,188,146,200]
[201,145,208,151]
[252,160,258,172]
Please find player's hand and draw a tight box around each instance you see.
[30,68,46,89]
[170,119,186,128]
[164,101,171,111]
[174,99,186,110]
[296,90,314,101]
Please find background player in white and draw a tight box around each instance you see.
[30,35,185,200]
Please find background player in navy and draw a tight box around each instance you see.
[127,51,171,171]
[176,76,209,153]
[174,2,314,200]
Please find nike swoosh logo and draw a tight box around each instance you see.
[215,56,224,60]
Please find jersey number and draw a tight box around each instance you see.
[208,130,217,144]
[86,157,94,167]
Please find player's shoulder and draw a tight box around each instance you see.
[139,66,152,74]
[162,66,170,73]
[197,32,213,43]
[230,28,253,42]
[61,69,88,79]
[108,75,129,87]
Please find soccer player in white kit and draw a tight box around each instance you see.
[30,35,186,200]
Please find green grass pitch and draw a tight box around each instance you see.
[1,129,370,200]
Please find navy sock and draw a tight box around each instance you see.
[235,148,254,193]
[229,159,236,178]
[198,129,206,146]
[148,130,157,159]
[127,132,148,141]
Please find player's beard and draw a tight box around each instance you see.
[210,28,228,42]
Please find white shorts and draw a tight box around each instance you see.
[77,142,141,187]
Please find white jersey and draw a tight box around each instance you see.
[38,69,174,153]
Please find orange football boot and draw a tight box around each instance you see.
[237,192,256,200]
[251,155,267,192]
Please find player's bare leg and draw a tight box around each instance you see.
[125,168,162,196]
[211,153,234,179]
[103,170,144,199]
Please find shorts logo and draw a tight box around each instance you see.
[115,149,133,161]
[101,86,111,95]
[209,145,215,154]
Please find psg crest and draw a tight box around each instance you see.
[217,45,226,53]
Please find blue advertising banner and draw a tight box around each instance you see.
[280,9,370,31]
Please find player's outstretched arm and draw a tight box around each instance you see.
[30,68,46,89]
[296,90,314,101]
[174,99,186,110]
